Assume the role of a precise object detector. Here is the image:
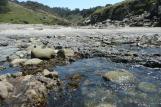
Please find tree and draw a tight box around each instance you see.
[0,0,9,13]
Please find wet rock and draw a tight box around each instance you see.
[95,103,116,107]
[42,69,58,79]
[0,41,8,46]
[103,70,135,84]
[0,66,6,71]
[24,58,42,65]
[57,48,74,59]
[0,73,11,81]
[10,72,22,78]
[17,43,29,49]
[0,81,13,100]
[29,38,44,48]
[7,54,20,62]
[0,47,18,62]
[11,59,27,67]
[138,82,157,93]
[143,60,161,68]
[21,80,48,107]
[67,73,82,89]
[35,75,60,89]
[31,47,56,59]
[8,51,29,61]
[69,73,82,81]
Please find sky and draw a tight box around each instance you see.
[18,0,123,10]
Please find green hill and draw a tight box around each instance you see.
[0,2,70,25]
[88,0,161,25]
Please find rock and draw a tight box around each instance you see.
[7,54,20,62]
[0,73,11,81]
[138,82,157,93]
[103,70,135,84]
[10,72,22,78]
[7,51,29,61]
[143,60,161,68]
[95,103,116,107]
[23,80,47,107]
[0,47,18,62]
[0,81,13,100]
[0,66,6,71]
[15,51,29,58]
[67,73,82,89]
[42,69,58,79]
[0,41,8,46]
[16,40,29,48]
[0,75,7,81]
[57,48,74,58]
[35,75,59,89]
[24,58,42,65]
[11,59,27,67]
[29,38,44,48]
[22,75,32,82]
[64,49,75,57]
[31,47,55,59]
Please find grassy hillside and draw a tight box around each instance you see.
[89,0,160,24]
[0,2,70,25]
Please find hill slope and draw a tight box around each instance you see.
[87,0,161,26]
[0,2,70,25]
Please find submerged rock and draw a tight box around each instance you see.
[103,70,135,84]
[31,47,56,59]
[138,82,157,93]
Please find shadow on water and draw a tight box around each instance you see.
[48,57,161,107]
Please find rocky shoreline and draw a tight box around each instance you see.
[0,24,161,107]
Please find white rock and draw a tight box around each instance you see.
[11,59,27,67]
[31,47,55,59]
[24,58,42,65]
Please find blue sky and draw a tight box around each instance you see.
[18,0,123,10]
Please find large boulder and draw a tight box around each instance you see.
[31,47,56,59]
[103,70,135,84]
[24,58,42,65]
[0,81,13,100]
[138,82,157,93]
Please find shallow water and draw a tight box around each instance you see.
[49,57,161,107]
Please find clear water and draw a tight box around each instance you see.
[48,57,161,107]
[0,62,19,75]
